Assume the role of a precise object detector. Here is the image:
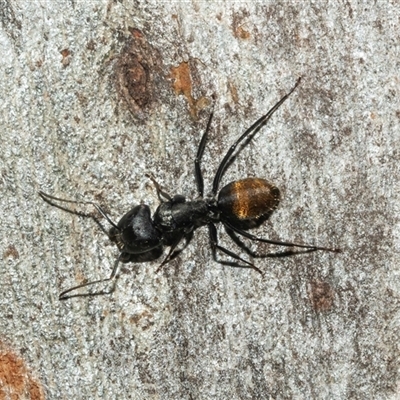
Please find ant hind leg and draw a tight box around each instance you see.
[225,225,321,258]
[208,223,263,275]
[224,220,340,253]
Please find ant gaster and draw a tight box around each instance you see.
[39,78,340,299]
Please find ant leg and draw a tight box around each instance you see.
[146,174,172,202]
[59,253,123,300]
[155,234,185,274]
[168,231,193,261]
[224,221,340,253]
[208,223,263,275]
[212,78,301,195]
[225,226,319,258]
[195,111,214,197]
[39,190,118,230]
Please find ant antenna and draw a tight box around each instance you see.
[39,191,125,298]
[38,191,119,230]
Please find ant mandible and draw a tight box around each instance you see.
[40,77,340,299]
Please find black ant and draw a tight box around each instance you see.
[39,77,340,299]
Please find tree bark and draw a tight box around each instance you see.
[1,1,399,398]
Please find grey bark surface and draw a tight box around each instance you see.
[1,1,399,399]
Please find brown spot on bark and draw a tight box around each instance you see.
[308,280,335,311]
[129,310,154,330]
[3,244,19,260]
[170,61,208,119]
[228,81,239,104]
[115,28,163,119]
[86,39,96,51]
[60,48,71,67]
[232,10,251,40]
[0,344,44,400]
[235,26,250,39]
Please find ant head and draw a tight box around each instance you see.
[109,204,162,254]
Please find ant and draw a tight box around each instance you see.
[40,77,340,300]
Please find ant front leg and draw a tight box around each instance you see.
[59,254,123,300]
[208,223,263,275]
[155,231,194,274]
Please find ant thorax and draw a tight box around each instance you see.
[154,197,209,232]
